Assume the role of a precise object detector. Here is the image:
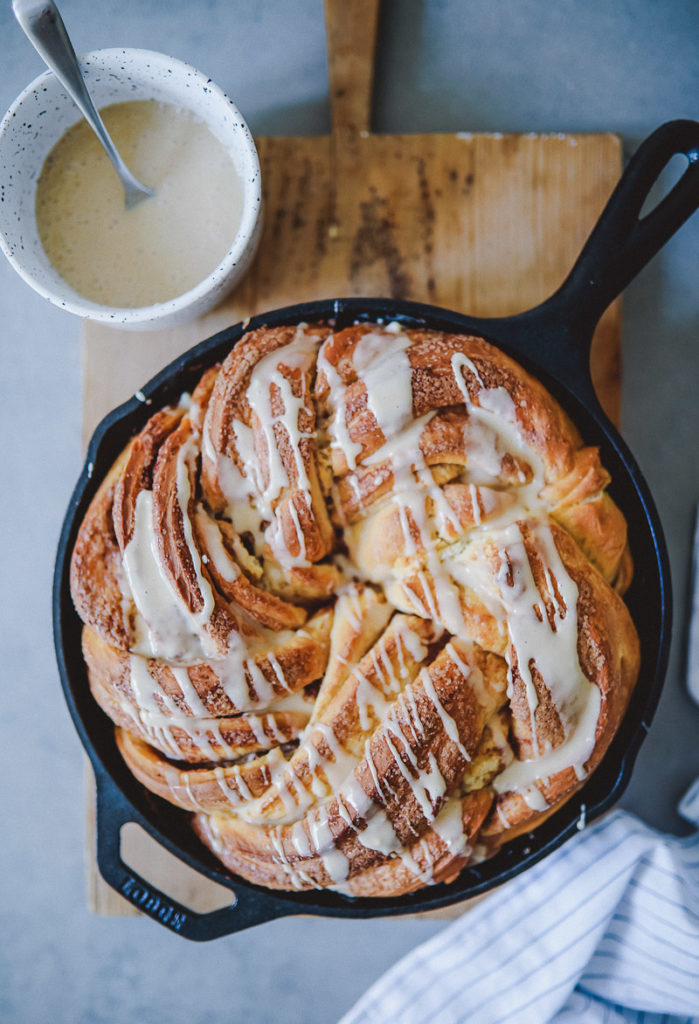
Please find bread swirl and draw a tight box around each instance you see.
[70,320,640,896]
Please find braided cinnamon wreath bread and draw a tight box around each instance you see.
[70,321,640,897]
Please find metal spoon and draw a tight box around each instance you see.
[13,0,154,208]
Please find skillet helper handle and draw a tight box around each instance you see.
[94,773,295,941]
[557,119,699,338]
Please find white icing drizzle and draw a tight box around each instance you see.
[347,799,434,885]
[247,330,317,512]
[451,351,543,501]
[194,511,240,583]
[352,328,414,439]
[244,657,276,704]
[398,687,425,745]
[469,483,482,525]
[309,722,356,790]
[124,694,224,760]
[215,765,252,805]
[129,637,286,722]
[423,752,448,804]
[491,517,602,798]
[418,667,471,763]
[169,666,208,716]
[364,739,393,803]
[181,773,206,812]
[354,666,387,731]
[269,828,317,889]
[266,652,291,693]
[345,405,468,638]
[316,350,363,470]
[383,722,447,823]
[395,621,429,664]
[431,799,470,860]
[496,802,512,829]
[122,661,308,764]
[204,325,323,566]
[262,714,287,744]
[128,654,159,714]
[174,437,216,631]
[356,809,401,857]
[494,680,601,798]
[290,820,311,857]
[445,641,471,680]
[122,425,240,663]
[269,764,301,819]
[236,325,322,567]
[338,775,432,880]
[306,809,350,883]
[520,785,549,811]
[336,794,361,833]
[204,415,265,545]
[122,490,203,660]
[288,497,308,562]
[236,718,358,827]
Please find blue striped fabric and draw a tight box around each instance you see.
[338,781,699,1024]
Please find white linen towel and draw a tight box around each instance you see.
[339,781,699,1024]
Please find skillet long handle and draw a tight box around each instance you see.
[554,119,699,339]
[94,770,297,940]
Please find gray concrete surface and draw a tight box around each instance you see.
[1,2,697,1022]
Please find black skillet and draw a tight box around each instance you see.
[54,119,699,940]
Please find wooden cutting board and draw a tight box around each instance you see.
[81,0,622,918]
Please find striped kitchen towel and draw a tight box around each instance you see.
[339,781,699,1024]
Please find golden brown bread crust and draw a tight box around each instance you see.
[70,321,640,897]
[82,608,332,718]
[70,445,133,650]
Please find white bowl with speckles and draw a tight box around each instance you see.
[0,48,262,330]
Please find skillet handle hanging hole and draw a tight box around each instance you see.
[94,774,296,940]
[638,152,692,221]
[556,119,699,336]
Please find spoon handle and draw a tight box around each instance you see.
[13,0,153,207]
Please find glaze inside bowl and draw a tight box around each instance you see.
[0,48,262,330]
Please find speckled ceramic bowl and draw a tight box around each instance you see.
[0,48,262,330]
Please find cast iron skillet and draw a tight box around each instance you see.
[54,120,699,940]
